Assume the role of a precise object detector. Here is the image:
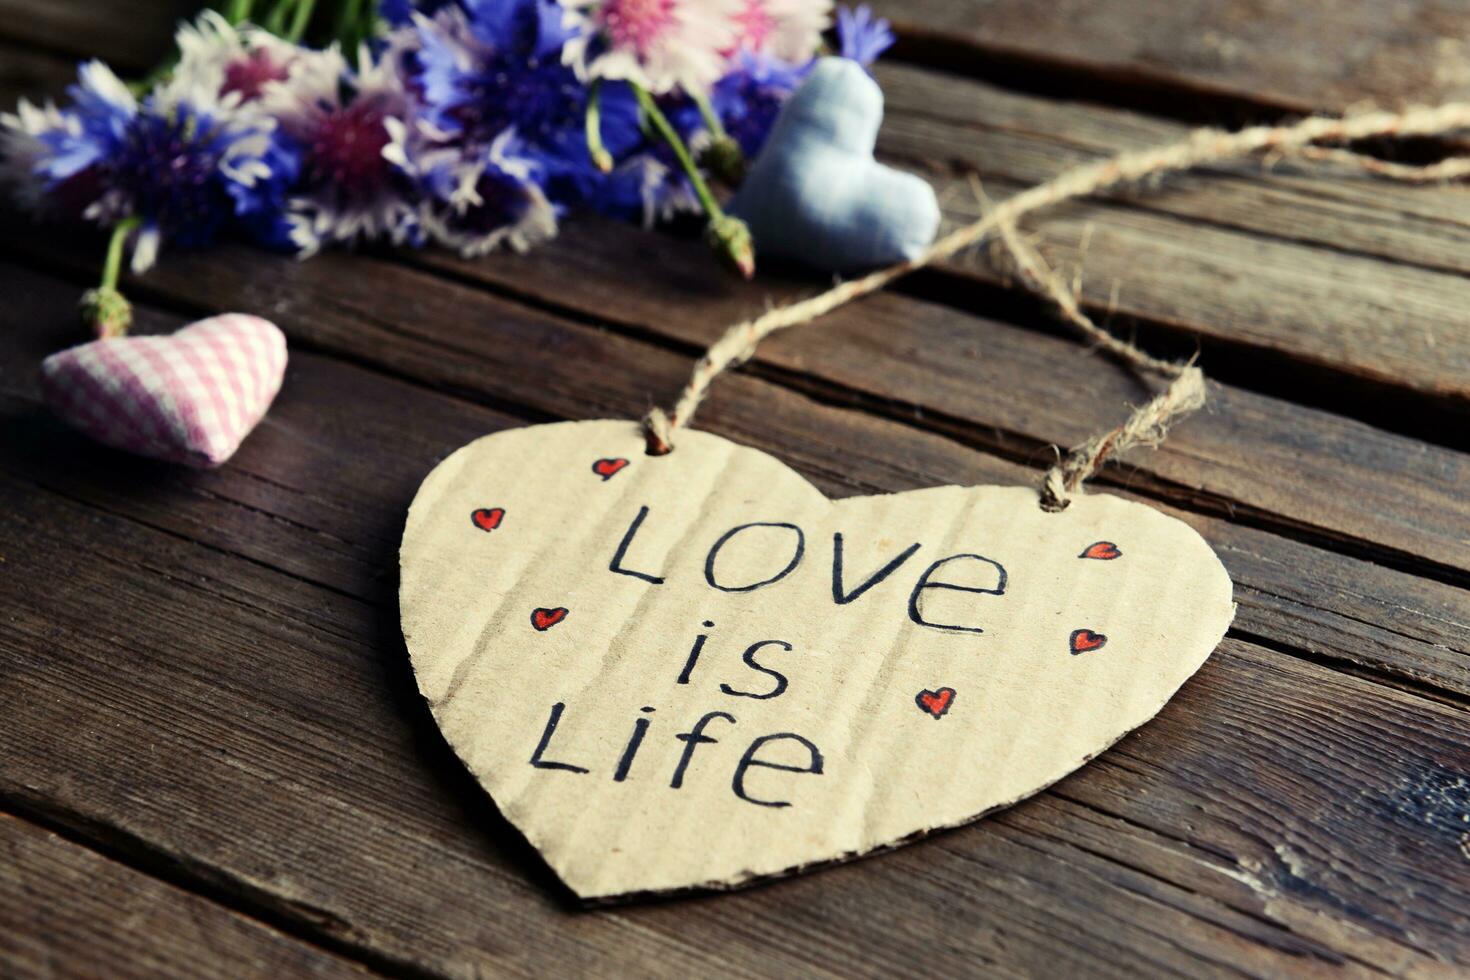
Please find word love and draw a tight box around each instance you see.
[400,421,1234,898]
[608,505,1008,635]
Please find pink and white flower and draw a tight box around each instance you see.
[560,0,741,94]
[727,0,831,63]
[172,10,305,106]
[265,45,421,254]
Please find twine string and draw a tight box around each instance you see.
[643,101,1470,508]
[986,207,1206,510]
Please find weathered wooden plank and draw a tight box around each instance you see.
[0,4,1463,975]
[917,170,1470,407]
[2,262,1468,969]
[0,36,76,103]
[8,0,1469,119]
[2,461,1467,976]
[868,0,1470,115]
[0,812,369,978]
[2,101,1458,581]
[874,61,1470,279]
[394,227,1470,580]
[20,213,1470,584]
[17,210,1470,681]
[3,259,1465,702]
[872,61,1470,411]
[0,0,190,69]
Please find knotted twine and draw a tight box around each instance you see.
[642,101,1470,510]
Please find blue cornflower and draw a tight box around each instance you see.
[1,98,86,215]
[591,154,700,226]
[233,133,303,252]
[836,4,895,67]
[411,0,642,209]
[266,45,424,254]
[709,51,808,158]
[410,130,558,256]
[29,60,274,271]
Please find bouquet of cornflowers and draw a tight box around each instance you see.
[0,0,894,336]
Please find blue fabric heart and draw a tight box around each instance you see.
[730,58,940,273]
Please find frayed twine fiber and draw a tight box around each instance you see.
[643,102,1470,509]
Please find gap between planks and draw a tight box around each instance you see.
[0,461,1464,980]
[2,255,1465,706]
[2,282,1467,972]
[0,804,381,979]
[5,219,1469,604]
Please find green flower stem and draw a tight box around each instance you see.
[330,0,376,51]
[691,88,745,183]
[100,217,141,294]
[632,82,755,278]
[584,80,614,172]
[690,90,730,143]
[263,0,288,34]
[285,0,317,42]
[81,217,142,337]
[333,0,361,38]
[632,83,722,221]
[225,0,255,25]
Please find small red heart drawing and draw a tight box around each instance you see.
[1069,629,1108,654]
[592,458,629,480]
[470,507,505,532]
[915,687,956,719]
[531,607,568,631]
[1080,541,1121,560]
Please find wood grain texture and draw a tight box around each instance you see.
[1,261,1464,701]
[873,61,1470,278]
[871,62,1470,409]
[390,226,1470,580]
[2,457,1467,977]
[12,0,1467,117]
[6,18,1470,416]
[27,210,1470,587]
[868,0,1470,114]
[0,813,369,979]
[2,262,1468,975]
[2,2,1469,975]
[4,125,1467,582]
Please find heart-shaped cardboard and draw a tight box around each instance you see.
[400,421,1234,900]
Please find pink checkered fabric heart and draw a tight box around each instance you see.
[40,313,287,468]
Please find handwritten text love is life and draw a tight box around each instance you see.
[521,503,1010,810]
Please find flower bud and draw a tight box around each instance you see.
[706,213,756,280]
[701,135,746,184]
[80,286,133,338]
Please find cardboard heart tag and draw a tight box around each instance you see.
[400,420,1234,899]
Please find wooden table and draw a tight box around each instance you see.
[2,2,1468,975]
